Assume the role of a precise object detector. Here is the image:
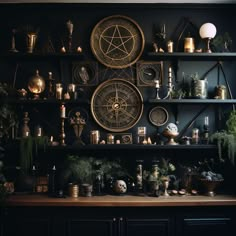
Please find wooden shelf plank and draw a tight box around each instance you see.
[6,194,236,207]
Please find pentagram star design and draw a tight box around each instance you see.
[100,25,135,60]
[91,15,144,68]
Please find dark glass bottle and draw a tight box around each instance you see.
[48,165,56,196]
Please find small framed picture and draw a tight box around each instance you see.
[72,61,98,86]
[137,61,164,87]
[107,133,133,144]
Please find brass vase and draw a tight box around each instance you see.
[26,33,37,53]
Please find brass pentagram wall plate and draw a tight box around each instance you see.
[90,15,145,69]
[91,79,143,132]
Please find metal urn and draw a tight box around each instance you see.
[28,70,46,99]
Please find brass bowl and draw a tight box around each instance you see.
[199,179,223,197]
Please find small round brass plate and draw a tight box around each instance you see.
[149,106,169,127]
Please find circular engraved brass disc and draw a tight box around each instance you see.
[91,79,143,132]
[149,106,169,127]
[90,15,145,69]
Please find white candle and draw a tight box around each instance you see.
[60,105,66,118]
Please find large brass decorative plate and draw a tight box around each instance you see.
[90,15,145,69]
[91,79,143,132]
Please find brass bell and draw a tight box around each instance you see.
[28,70,45,99]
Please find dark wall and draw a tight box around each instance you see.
[0,3,235,183]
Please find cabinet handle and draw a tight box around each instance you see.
[119,217,123,221]
[113,218,116,222]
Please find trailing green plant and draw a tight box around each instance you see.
[210,131,235,165]
[19,135,48,174]
[210,110,236,166]
[226,110,236,138]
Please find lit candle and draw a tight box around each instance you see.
[60,105,66,118]
[155,80,160,88]
[184,37,195,53]
[56,84,63,100]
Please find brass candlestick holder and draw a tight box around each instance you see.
[9,29,18,52]
[162,177,170,196]
[70,111,86,146]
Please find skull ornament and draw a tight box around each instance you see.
[113,180,127,194]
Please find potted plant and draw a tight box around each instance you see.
[62,155,130,196]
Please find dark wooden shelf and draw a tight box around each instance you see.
[147,52,236,61]
[0,52,85,61]
[1,52,236,61]
[149,99,236,104]
[4,98,236,105]
[47,144,217,151]
[3,98,90,105]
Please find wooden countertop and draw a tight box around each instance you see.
[5,194,236,207]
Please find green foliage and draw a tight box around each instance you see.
[212,32,232,52]
[63,156,94,184]
[0,82,8,97]
[226,110,236,138]
[210,131,235,165]
[143,158,176,183]
[0,104,18,140]
[62,155,129,185]
[158,157,176,178]
[19,136,48,174]
[210,110,236,166]
[20,137,33,173]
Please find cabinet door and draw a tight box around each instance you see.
[123,218,172,236]
[180,217,234,236]
[2,208,51,236]
[66,218,116,236]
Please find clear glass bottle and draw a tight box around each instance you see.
[202,116,209,144]
[135,160,144,194]
[192,128,199,144]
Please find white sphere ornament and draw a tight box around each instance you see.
[199,23,217,53]
[199,23,217,39]
[166,123,178,133]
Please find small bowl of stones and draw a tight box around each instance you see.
[199,171,224,197]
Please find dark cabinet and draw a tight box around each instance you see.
[3,206,235,236]
[1,206,175,236]
[176,207,235,236]
[2,208,52,236]
[65,218,115,236]
[123,218,172,236]
[180,217,232,236]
